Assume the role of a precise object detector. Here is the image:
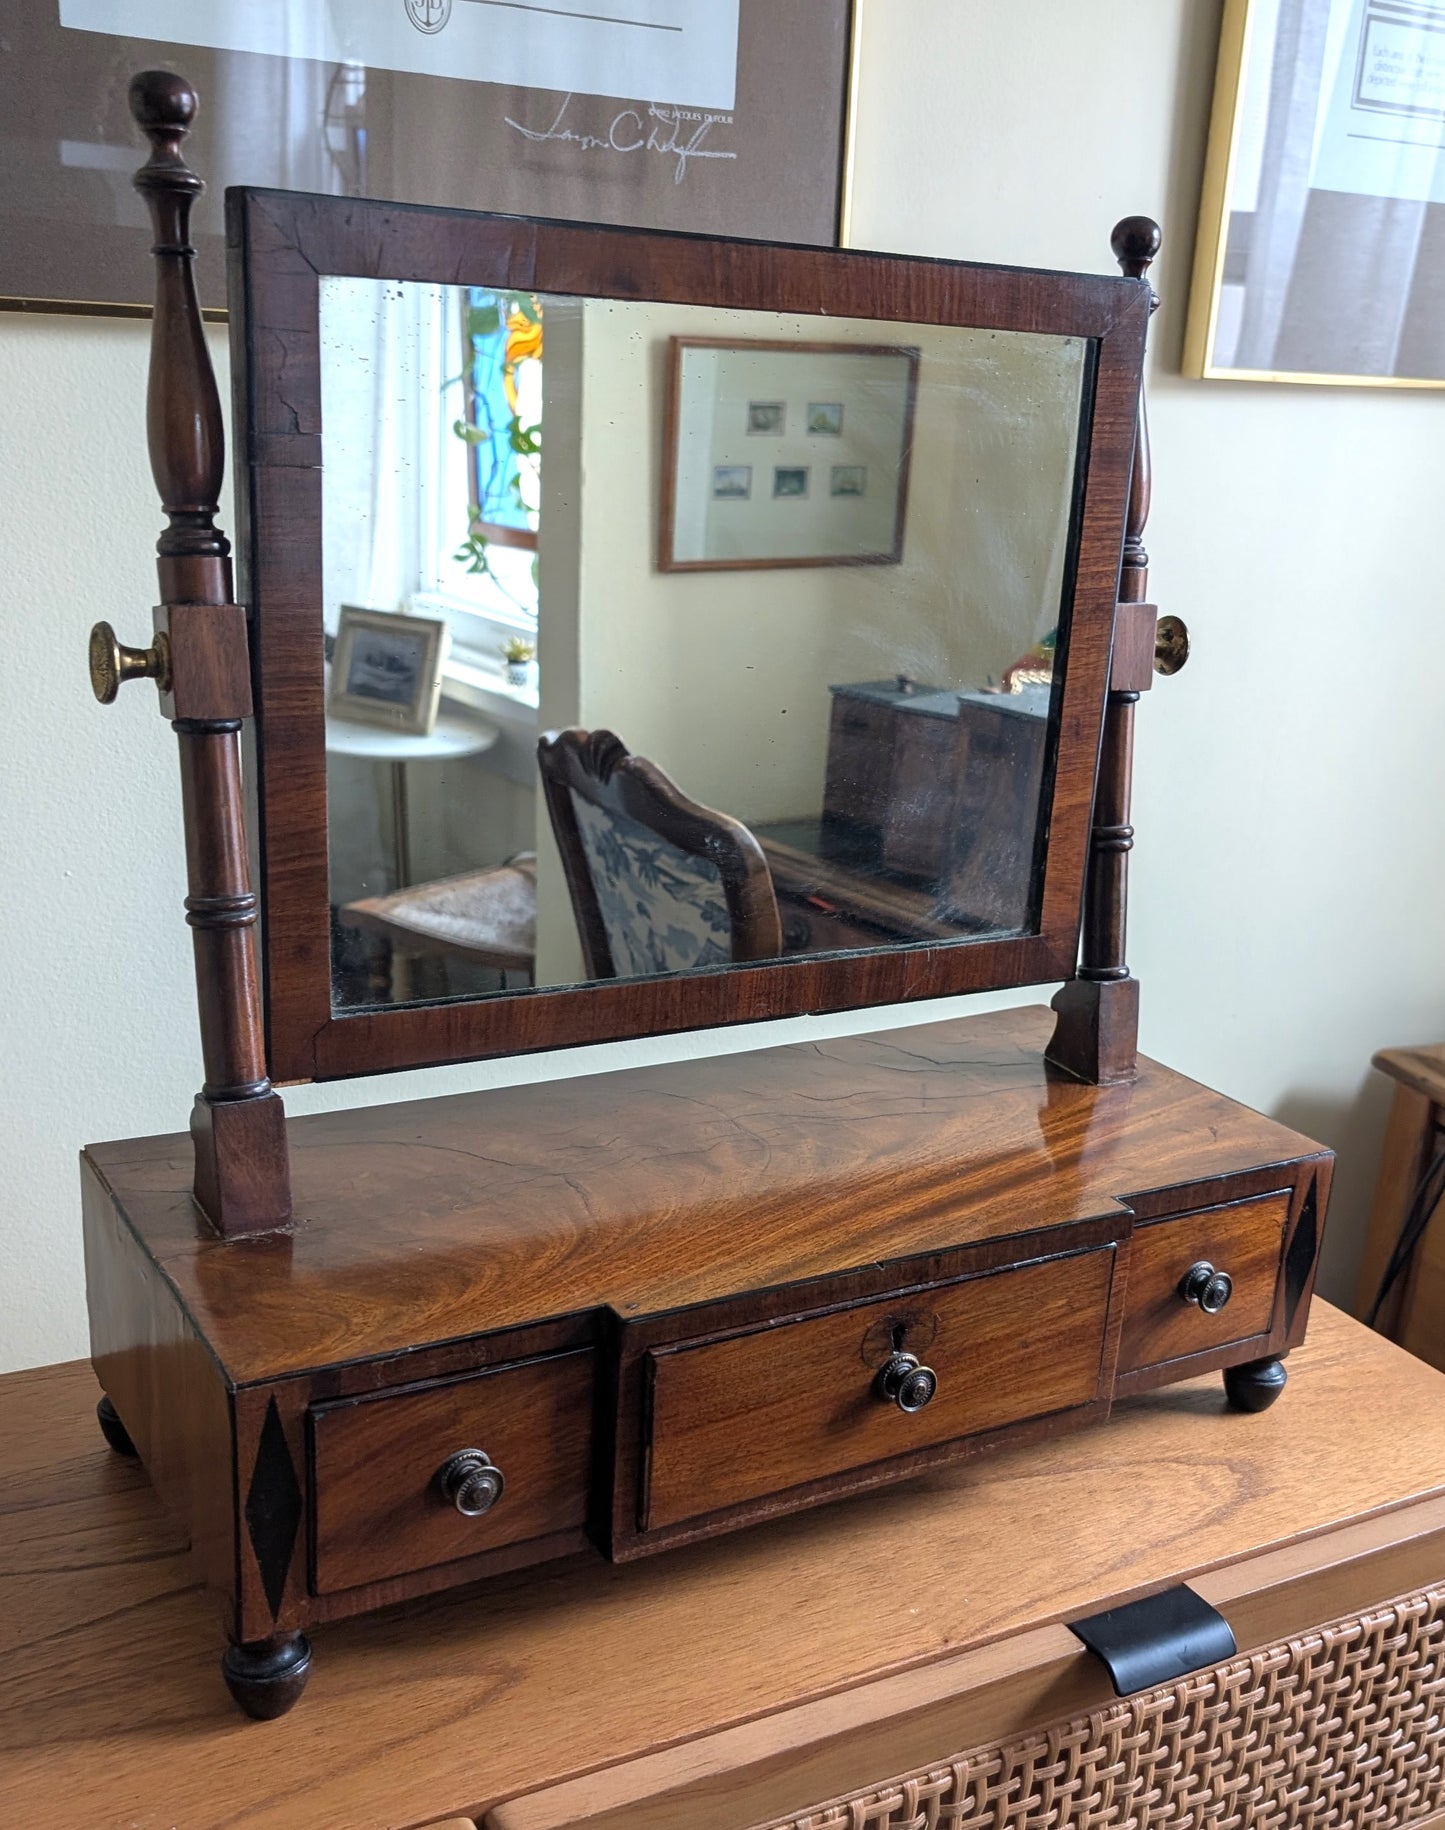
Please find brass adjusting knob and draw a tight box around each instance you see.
[1179,1261,1233,1315]
[436,1448,505,1517]
[89,621,171,704]
[1154,614,1190,676]
[875,1351,938,1414]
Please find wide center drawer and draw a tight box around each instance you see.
[309,1349,593,1595]
[641,1246,1117,1533]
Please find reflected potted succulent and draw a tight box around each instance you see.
[503,636,536,688]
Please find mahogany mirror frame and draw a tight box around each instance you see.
[228,187,1150,1084]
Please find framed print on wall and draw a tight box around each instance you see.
[659,339,920,572]
[0,0,856,315]
[1185,0,1445,386]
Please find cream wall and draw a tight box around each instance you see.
[2,0,1441,1371]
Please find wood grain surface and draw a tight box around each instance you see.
[81,1007,1327,1384]
[130,73,293,1238]
[1372,1042,1445,1107]
[81,1161,239,1627]
[1042,218,1160,1088]
[4,1306,1445,1829]
[311,1350,594,1594]
[1120,1190,1290,1371]
[643,1246,1116,1530]
[493,1511,1445,1830]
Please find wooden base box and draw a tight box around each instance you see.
[81,1006,1330,1716]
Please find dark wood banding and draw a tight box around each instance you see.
[1048,214,1164,1087]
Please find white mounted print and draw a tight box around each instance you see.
[660,338,919,571]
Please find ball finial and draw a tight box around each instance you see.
[128,70,198,135]
[1111,216,1162,281]
[128,70,203,202]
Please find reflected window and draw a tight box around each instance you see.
[443,288,542,648]
[459,288,542,550]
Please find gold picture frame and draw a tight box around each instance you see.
[328,607,450,738]
[1184,0,1445,389]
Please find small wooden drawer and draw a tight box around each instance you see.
[1119,1191,1291,1373]
[641,1247,1117,1534]
[309,1350,593,1595]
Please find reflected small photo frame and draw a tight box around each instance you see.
[831,464,867,496]
[328,605,450,737]
[712,464,753,499]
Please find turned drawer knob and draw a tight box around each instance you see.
[876,1351,938,1413]
[1179,1261,1234,1315]
[436,1449,506,1517]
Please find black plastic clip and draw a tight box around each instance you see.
[1068,1584,1236,1696]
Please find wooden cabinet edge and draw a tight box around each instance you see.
[81,1157,243,1637]
[482,1492,1445,1830]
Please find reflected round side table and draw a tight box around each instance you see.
[324,708,500,888]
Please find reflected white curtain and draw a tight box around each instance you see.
[320,278,458,626]
[320,280,459,904]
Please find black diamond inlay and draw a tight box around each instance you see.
[245,1397,302,1618]
[1284,1178,1320,1334]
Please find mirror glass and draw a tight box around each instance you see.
[319,278,1090,1011]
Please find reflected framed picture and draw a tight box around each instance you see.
[659,337,919,572]
[712,464,753,499]
[1185,0,1445,386]
[328,606,450,736]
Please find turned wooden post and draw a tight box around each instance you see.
[88,72,291,1237]
[1046,216,1167,1087]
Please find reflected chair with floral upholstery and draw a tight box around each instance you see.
[536,728,782,979]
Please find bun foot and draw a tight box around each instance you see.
[96,1395,138,1457]
[221,1633,312,1719]
[1224,1355,1288,1413]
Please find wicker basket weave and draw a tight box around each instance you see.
[753,1584,1445,1830]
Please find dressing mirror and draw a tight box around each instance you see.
[232,195,1149,1080]
[84,84,1328,1732]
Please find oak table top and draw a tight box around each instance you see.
[4,1305,1445,1827]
